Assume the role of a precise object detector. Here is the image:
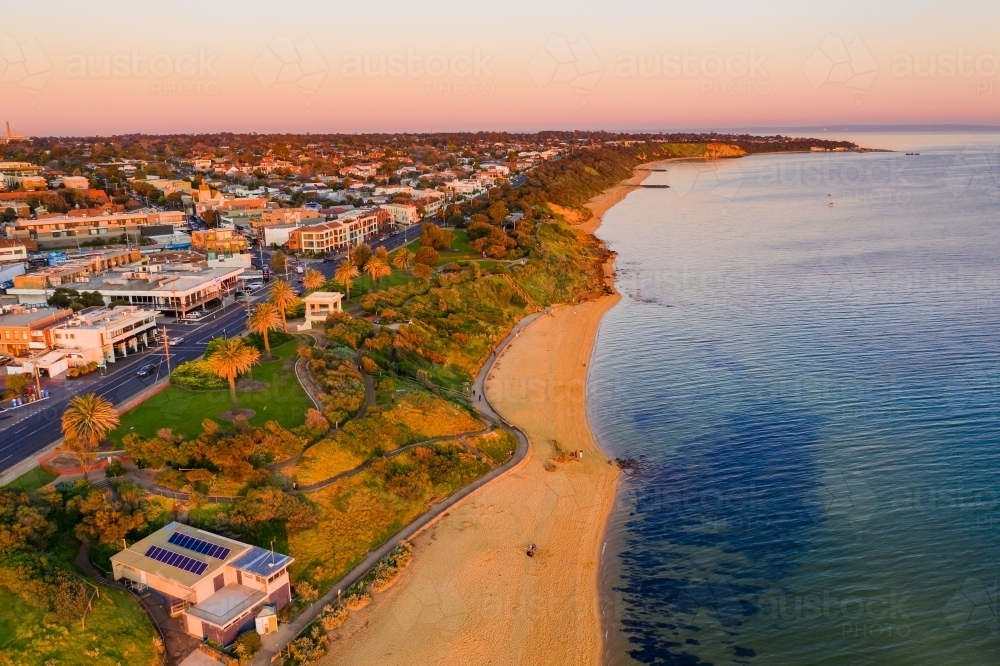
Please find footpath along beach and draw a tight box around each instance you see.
[320,165,654,665]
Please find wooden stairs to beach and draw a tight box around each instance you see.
[500,274,540,311]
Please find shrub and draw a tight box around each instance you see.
[105,459,126,478]
[234,630,262,664]
[171,359,227,390]
[244,329,294,352]
[343,586,371,611]
[319,603,348,631]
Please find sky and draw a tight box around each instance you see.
[2,0,999,135]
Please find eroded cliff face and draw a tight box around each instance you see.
[704,143,747,158]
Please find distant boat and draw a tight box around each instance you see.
[829,202,835,207]
[905,152,921,156]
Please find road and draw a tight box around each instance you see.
[0,290,269,476]
[0,219,431,478]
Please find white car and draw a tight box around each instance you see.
[247,282,264,291]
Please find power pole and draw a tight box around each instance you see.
[30,350,42,399]
[162,326,171,375]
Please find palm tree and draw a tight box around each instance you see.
[303,268,325,291]
[364,257,391,289]
[247,302,282,355]
[206,338,261,412]
[335,260,360,301]
[392,248,414,272]
[61,393,120,479]
[375,246,389,263]
[269,280,297,333]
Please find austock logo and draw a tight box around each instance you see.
[802,35,878,104]
[527,35,603,104]
[0,34,52,98]
[252,35,328,100]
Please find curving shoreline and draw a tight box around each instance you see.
[320,165,649,665]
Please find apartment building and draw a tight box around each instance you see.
[286,208,389,253]
[384,203,420,225]
[0,240,28,264]
[112,522,293,645]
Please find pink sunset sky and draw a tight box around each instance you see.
[2,0,998,135]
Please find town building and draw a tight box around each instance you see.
[190,229,251,268]
[51,306,160,365]
[111,522,293,645]
[11,249,143,289]
[8,263,242,317]
[384,203,420,226]
[62,176,90,190]
[0,162,43,189]
[0,306,74,358]
[6,210,184,247]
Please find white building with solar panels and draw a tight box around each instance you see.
[111,521,293,645]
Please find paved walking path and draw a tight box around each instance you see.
[250,309,549,665]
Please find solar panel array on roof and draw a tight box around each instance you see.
[168,531,232,560]
[145,545,208,576]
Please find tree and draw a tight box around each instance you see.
[271,250,288,274]
[303,268,325,291]
[363,257,391,289]
[247,303,282,355]
[414,246,439,266]
[269,280,298,334]
[4,372,30,398]
[206,338,260,411]
[392,248,414,272]
[351,242,372,270]
[420,224,454,250]
[374,246,389,263]
[335,260,360,301]
[60,394,120,480]
[413,263,434,280]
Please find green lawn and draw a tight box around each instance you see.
[3,466,57,493]
[0,585,160,665]
[112,340,312,443]
[392,229,484,266]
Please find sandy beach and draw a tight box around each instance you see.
[322,168,645,666]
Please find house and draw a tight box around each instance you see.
[111,522,293,645]
[383,203,420,226]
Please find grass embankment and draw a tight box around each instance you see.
[288,442,490,596]
[0,586,160,666]
[290,389,483,486]
[468,429,519,464]
[4,467,58,493]
[112,340,312,443]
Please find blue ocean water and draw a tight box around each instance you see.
[589,135,1000,665]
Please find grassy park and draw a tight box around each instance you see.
[0,586,160,666]
[113,340,312,443]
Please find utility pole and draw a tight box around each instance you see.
[162,326,171,375]
[30,349,41,399]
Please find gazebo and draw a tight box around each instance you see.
[299,291,343,330]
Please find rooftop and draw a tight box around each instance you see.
[230,546,294,577]
[112,522,248,589]
[186,583,266,628]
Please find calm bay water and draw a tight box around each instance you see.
[589,135,1000,665]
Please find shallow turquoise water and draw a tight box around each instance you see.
[589,136,1000,665]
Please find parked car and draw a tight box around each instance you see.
[234,291,248,302]
[137,363,158,377]
[247,282,264,291]
[0,356,10,367]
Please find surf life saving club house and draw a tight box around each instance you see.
[111,522,293,644]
